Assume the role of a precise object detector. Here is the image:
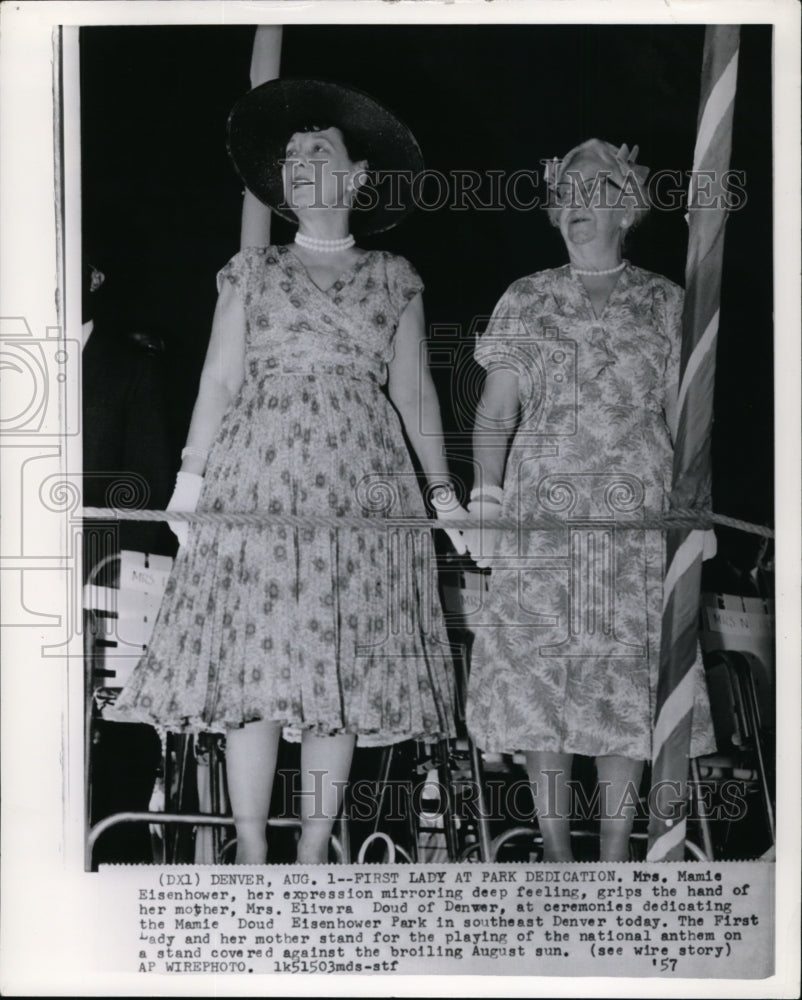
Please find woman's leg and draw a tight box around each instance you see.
[225,719,283,864]
[524,751,574,861]
[296,732,356,864]
[595,755,645,862]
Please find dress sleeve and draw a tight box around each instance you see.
[387,254,424,317]
[474,282,528,370]
[216,248,253,296]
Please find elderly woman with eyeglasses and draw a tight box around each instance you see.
[464,139,714,861]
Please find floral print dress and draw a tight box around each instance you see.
[112,245,455,746]
[465,263,714,759]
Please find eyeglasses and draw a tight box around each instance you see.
[550,174,624,209]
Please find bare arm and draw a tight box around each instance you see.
[472,366,520,491]
[180,280,247,475]
[387,293,452,487]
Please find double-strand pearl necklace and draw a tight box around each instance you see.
[570,261,626,277]
[295,232,355,253]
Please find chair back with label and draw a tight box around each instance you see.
[693,591,775,857]
[84,550,172,688]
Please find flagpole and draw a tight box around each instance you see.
[240,25,282,250]
[647,25,741,862]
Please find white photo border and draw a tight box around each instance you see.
[0,1,799,996]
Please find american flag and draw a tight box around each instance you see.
[647,25,741,861]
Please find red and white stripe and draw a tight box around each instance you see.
[647,25,741,862]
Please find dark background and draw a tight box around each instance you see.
[80,24,774,527]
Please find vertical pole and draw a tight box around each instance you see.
[239,26,282,250]
[647,26,741,861]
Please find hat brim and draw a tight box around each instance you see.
[226,78,424,236]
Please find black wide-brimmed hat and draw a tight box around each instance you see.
[226,78,424,235]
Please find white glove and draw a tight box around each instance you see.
[429,484,468,556]
[464,498,502,568]
[167,471,203,548]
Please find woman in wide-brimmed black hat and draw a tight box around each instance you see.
[112,79,466,864]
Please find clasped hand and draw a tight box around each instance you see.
[429,485,469,555]
[463,498,503,568]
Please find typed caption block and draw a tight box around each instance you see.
[99,862,773,978]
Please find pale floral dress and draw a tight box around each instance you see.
[112,245,455,746]
[465,263,715,759]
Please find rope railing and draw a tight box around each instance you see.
[81,506,773,538]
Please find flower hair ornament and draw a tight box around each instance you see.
[611,142,650,188]
[545,138,650,211]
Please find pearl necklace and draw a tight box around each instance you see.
[570,261,626,276]
[295,232,355,253]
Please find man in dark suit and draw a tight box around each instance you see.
[83,259,174,865]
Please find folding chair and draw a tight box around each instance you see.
[691,592,776,858]
[84,549,201,867]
